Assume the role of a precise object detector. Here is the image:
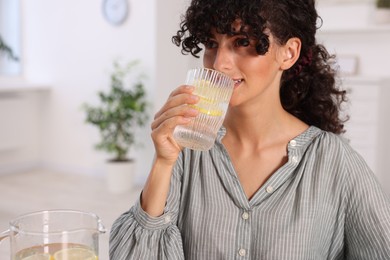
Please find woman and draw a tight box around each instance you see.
[110,0,390,259]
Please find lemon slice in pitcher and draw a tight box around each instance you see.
[53,248,97,260]
[21,254,52,260]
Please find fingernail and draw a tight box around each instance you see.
[190,95,199,101]
[188,108,199,115]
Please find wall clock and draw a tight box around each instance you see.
[102,0,129,26]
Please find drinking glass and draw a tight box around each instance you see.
[173,68,234,151]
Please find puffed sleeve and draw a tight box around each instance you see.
[109,154,185,260]
[344,149,390,259]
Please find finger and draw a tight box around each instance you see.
[169,85,195,98]
[151,116,191,144]
[151,105,198,130]
[154,92,199,120]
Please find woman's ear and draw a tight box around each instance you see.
[279,37,301,70]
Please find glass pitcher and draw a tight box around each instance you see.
[0,209,106,260]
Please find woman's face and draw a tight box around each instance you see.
[202,24,284,108]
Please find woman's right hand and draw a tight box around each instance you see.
[150,85,199,165]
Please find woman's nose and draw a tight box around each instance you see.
[213,46,233,72]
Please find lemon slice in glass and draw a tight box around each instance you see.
[189,104,223,117]
[21,254,52,260]
[198,95,217,104]
[53,248,97,260]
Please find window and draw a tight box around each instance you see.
[0,0,21,76]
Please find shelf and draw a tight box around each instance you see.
[317,0,373,6]
[318,24,390,35]
[341,75,390,85]
[0,78,50,94]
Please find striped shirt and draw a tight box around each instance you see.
[109,126,390,259]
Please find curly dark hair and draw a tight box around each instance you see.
[172,0,348,134]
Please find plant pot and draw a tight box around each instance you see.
[374,8,390,24]
[105,160,136,193]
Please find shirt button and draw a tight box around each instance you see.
[266,186,274,194]
[290,139,297,147]
[238,248,246,256]
[291,156,299,164]
[242,212,249,220]
[164,215,171,223]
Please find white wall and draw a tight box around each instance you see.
[155,0,202,111]
[20,0,157,182]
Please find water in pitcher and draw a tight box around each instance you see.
[15,243,97,260]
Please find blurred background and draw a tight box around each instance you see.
[0,0,200,183]
[0,0,389,259]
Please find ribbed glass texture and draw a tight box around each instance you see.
[173,68,234,151]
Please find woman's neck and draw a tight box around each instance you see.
[223,103,308,149]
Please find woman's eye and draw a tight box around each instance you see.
[235,38,250,47]
[204,41,218,49]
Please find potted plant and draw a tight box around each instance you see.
[83,60,149,193]
[375,0,390,23]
